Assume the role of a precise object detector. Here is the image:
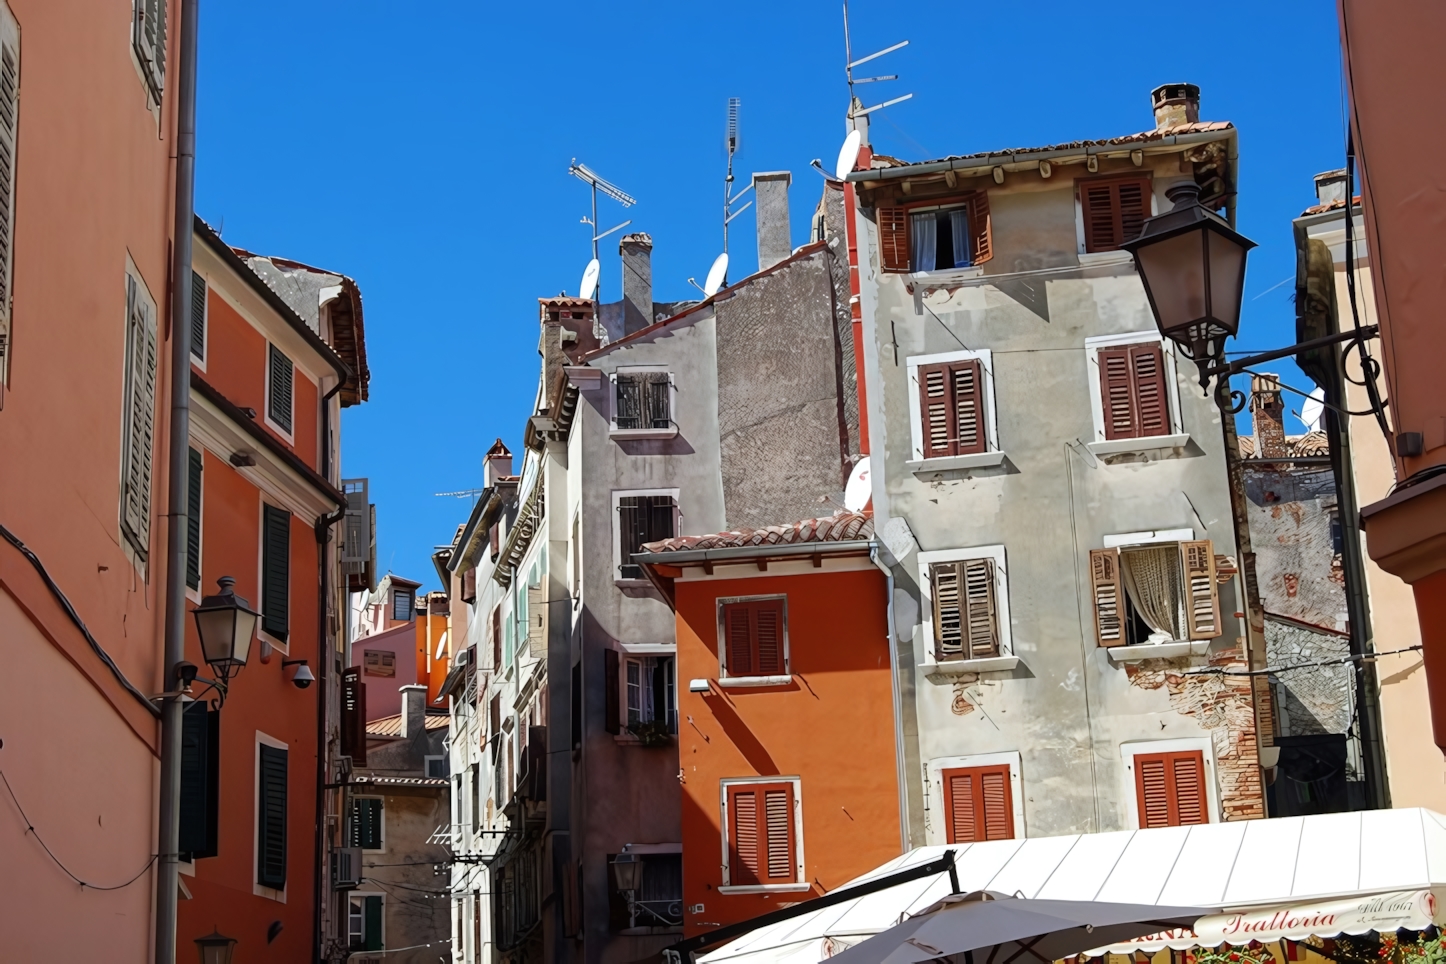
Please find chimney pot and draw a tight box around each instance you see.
[1314,169,1349,206]
[1151,83,1200,131]
[484,440,513,487]
[400,684,427,739]
[619,233,653,335]
[753,171,792,271]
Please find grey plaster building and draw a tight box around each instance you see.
[849,85,1268,845]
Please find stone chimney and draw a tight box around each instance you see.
[400,684,427,739]
[1314,169,1349,206]
[1250,373,1288,458]
[484,439,512,487]
[753,171,793,271]
[1151,83,1200,130]
[619,233,653,335]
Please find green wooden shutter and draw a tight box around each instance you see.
[257,744,288,889]
[364,895,384,950]
[185,448,202,590]
[262,505,290,640]
[179,702,219,858]
[267,344,294,434]
[120,275,158,557]
[189,272,206,360]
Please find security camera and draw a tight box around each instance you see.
[175,661,199,688]
[283,659,315,690]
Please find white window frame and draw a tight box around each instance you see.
[425,755,449,780]
[1099,527,1209,658]
[1119,737,1220,829]
[611,487,680,586]
[253,731,288,902]
[905,349,1002,472]
[925,751,1026,845]
[256,496,291,655]
[617,652,677,735]
[350,794,386,854]
[715,594,792,686]
[916,544,1017,675]
[718,775,808,894]
[608,365,678,439]
[263,342,296,443]
[1082,330,1190,459]
[392,588,414,622]
[348,890,385,951]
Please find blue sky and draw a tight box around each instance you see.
[195,0,1348,592]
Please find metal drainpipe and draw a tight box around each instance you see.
[154,0,200,960]
[870,543,909,853]
[315,377,346,962]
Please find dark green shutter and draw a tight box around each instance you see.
[185,448,202,590]
[262,505,290,640]
[179,702,218,858]
[189,272,206,360]
[267,344,293,433]
[364,895,383,950]
[349,798,382,850]
[257,744,287,889]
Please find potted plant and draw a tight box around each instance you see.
[628,719,672,747]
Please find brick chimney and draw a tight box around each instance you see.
[753,171,793,271]
[484,439,513,487]
[400,684,427,739]
[1250,373,1288,458]
[1152,83,1200,130]
[619,233,653,335]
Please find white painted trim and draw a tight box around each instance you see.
[920,655,1020,677]
[1083,330,1186,443]
[719,775,805,888]
[905,349,998,463]
[916,544,1012,663]
[611,488,680,584]
[617,642,676,656]
[674,556,876,582]
[715,594,790,681]
[1119,737,1220,828]
[351,793,387,854]
[608,366,677,437]
[347,890,386,949]
[253,731,289,902]
[1106,640,1209,663]
[1103,527,1194,548]
[255,495,291,655]
[906,451,1007,475]
[925,751,1026,845]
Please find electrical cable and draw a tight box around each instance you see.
[1235,367,1384,418]
[0,523,159,717]
[1,769,157,890]
[1342,129,1394,446]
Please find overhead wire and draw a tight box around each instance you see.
[1,769,157,890]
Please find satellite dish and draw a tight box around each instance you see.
[579,259,601,300]
[835,129,863,180]
[1300,388,1325,433]
[843,456,872,512]
[703,253,729,296]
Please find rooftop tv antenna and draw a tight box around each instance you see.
[570,159,636,301]
[842,1,913,124]
[434,488,484,500]
[722,98,751,283]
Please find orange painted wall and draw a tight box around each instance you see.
[674,566,899,934]
[0,0,180,957]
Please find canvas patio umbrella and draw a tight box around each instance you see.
[825,892,1206,964]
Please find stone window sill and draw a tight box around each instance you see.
[1077,250,1135,267]
[906,451,1007,476]
[1087,433,1191,463]
[921,655,1020,678]
[1105,640,1209,663]
[718,883,812,895]
[717,675,793,688]
[610,427,678,440]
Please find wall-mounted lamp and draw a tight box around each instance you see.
[191,576,258,698]
[194,929,237,964]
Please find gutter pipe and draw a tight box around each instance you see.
[314,376,346,962]
[629,539,875,568]
[870,542,910,854]
[155,0,200,958]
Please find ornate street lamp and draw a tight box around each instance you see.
[191,576,259,695]
[194,929,237,964]
[1122,182,1256,382]
[610,851,643,893]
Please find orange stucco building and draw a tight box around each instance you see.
[638,514,901,936]
[0,0,182,958]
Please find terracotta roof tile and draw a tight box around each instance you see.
[875,121,1235,171]
[365,711,450,737]
[1301,195,1361,217]
[641,511,873,553]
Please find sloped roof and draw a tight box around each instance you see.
[365,710,450,737]
[641,511,873,554]
[1239,431,1330,459]
[873,121,1235,172]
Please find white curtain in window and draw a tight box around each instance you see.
[1120,546,1185,641]
[950,209,971,267]
[911,212,937,272]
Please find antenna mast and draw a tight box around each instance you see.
[569,160,636,302]
[842,2,913,128]
[722,98,751,285]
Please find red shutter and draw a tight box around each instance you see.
[878,206,910,272]
[1134,750,1208,828]
[1099,346,1138,439]
[942,765,1014,843]
[952,360,986,455]
[1080,177,1151,253]
[755,603,783,675]
[918,359,985,458]
[725,603,754,676]
[919,364,953,459]
[1130,343,1169,437]
[966,192,992,265]
[723,599,786,678]
[728,782,796,885]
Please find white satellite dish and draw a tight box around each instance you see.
[835,129,863,180]
[1300,387,1326,433]
[703,253,729,296]
[579,258,601,300]
[843,456,872,512]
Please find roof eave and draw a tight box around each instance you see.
[632,538,877,567]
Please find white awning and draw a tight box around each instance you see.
[700,810,1446,964]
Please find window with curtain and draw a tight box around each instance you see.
[876,193,991,273]
[624,655,676,731]
[1089,541,1221,647]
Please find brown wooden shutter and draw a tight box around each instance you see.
[942,765,1014,843]
[960,559,998,658]
[1180,540,1220,639]
[728,782,796,885]
[1089,548,1125,646]
[723,599,786,677]
[952,361,986,455]
[877,206,910,272]
[917,359,985,458]
[1134,750,1208,828]
[1080,177,1151,253]
[919,364,952,459]
[724,603,754,676]
[1130,343,1170,437]
[755,602,783,675]
[1099,346,1138,440]
[604,648,620,734]
[491,606,502,670]
[931,562,964,660]
[966,192,992,265]
[461,567,477,604]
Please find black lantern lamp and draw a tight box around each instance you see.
[1121,181,1256,384]
[191,576,259,693]
[610,851,643,893]
[194,929,237,964]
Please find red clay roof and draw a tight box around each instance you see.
[365,711,450,737]
[1300,195,1361,216]
[641,511,873,553]
[870,121,1235,171]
